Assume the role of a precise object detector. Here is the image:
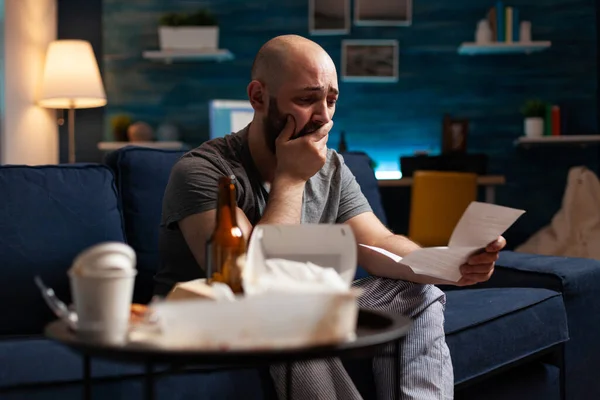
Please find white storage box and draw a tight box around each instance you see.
[148,224,360,350]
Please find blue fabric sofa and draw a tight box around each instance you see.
[0,145,597,399]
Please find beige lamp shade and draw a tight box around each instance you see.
[38,40,107,109]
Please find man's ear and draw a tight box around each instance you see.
[247,80,266,112]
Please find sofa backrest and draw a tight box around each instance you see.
[105,147,386,290]
[104,147,186,303]
[341,152,387,226]
[0,164,125,335]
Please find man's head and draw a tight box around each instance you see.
[247,35,339,153]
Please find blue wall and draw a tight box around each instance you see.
[103,0,598,245]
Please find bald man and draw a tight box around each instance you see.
[157,34,506,399]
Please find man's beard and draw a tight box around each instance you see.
[263,96,323,154]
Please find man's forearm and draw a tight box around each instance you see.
[372,233,421,257]
[258,175,305,225]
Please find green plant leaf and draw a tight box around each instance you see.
[159,10,217,26]
[521,99,547,118]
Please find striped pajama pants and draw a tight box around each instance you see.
[269,276,454,400]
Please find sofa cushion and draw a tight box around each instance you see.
[0,165,125,335]
[0,337,265,399]
[105,147,186,303]
[445,287,568,384]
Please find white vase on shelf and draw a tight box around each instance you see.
[520,21,532,42]
[475,19,493,44]
[524,117,544,137]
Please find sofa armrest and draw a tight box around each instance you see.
[487,250,600,292]
[474,250,600,399]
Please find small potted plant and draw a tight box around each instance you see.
[158,10,219,51]
[521,99,547,138]
[110,114,132,142]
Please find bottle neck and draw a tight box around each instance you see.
[215,179,238,228]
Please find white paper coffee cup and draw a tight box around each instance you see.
[68,242,137,345]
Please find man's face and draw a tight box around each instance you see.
[263,96,326,153]
[262,54,339,154]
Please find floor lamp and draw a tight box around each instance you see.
[38,40,107,163]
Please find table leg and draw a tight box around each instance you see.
[83,355,92,400]
[485,186,495,203]
[286,362,293,400]
[394,340,400,400]
[145,363,155,400]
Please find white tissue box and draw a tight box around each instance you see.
[150,290,359,350]
[149,224,361,350]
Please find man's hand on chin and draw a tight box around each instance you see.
[454,236,506,287]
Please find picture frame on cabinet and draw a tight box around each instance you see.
[354,0,412,26]
[341,40,399,83]
[441,114,469,154]
[309,0,351,35]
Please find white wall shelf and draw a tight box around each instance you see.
[97,141,187,151]
[142,49,234,63]
[458,41,551,55]
[514,135,600,147]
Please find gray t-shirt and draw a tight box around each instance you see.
[155,125,372,295]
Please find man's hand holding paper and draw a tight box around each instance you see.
[456,236,506,286]
[360,202,525,285]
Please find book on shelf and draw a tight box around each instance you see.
[512,7,520,42]
[506,7,513,42]
[544,104,552,136]
[486,2,522,43]
[496,1,505,42]
[541,104,562,137]
[551,106,561,137]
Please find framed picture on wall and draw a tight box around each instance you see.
[354,0,412,26]
[309,0,350,35]
[442,115,469,153]
[341,40,399,83]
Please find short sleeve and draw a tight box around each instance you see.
[161,154,231,229]
[336,155,373,223]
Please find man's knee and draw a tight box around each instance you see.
[355,276,447,319]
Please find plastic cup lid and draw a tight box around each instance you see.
[69,242,137,278]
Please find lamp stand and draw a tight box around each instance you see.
[68,106,75,164]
